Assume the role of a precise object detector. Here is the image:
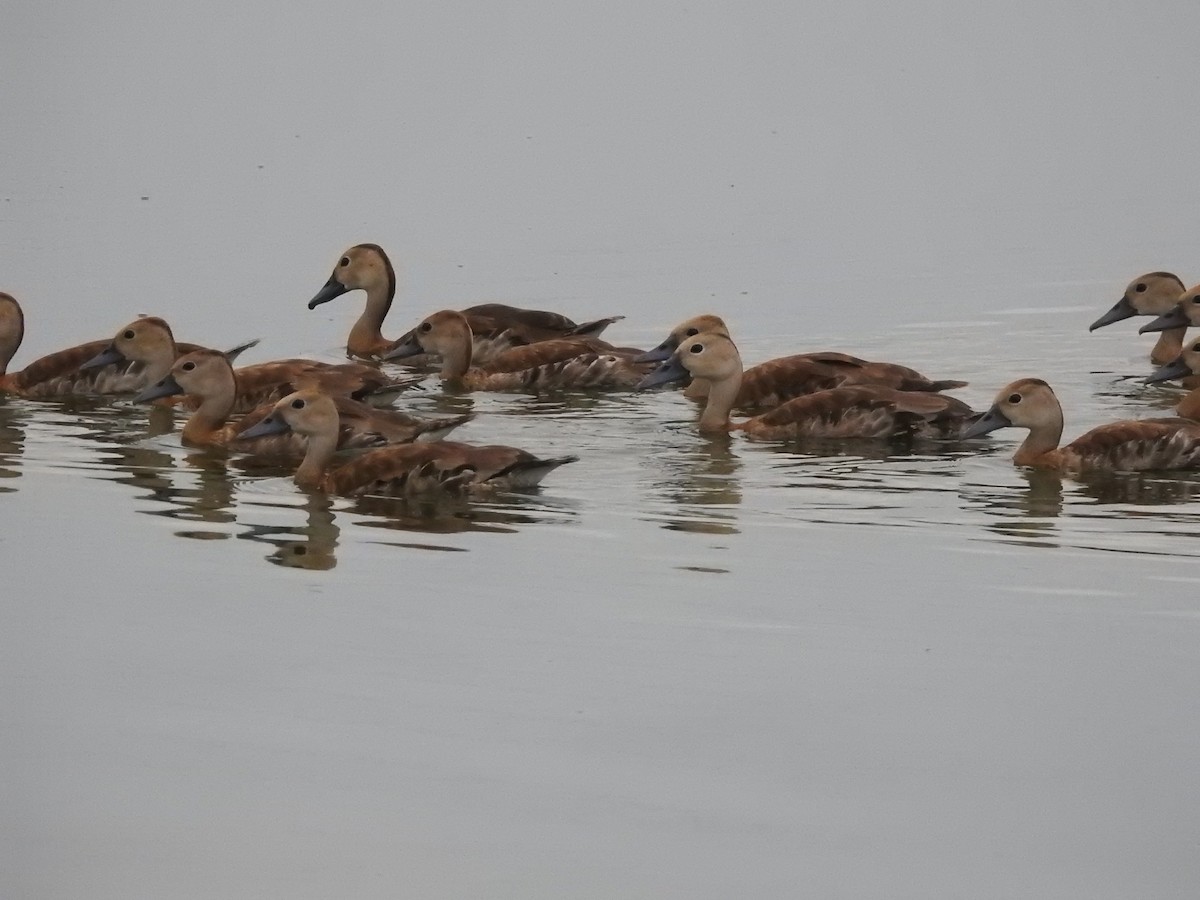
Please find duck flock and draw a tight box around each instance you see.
[3,245,1200,498]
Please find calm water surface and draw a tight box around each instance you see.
[4,4,1200,899]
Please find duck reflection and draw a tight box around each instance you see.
[966,465,1200,548]
[0,401,27,490]
[239,491,341,570]
[650,430,743,535]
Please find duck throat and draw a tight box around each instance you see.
[437,329,474,380]
[295,430,339,489]
[1151,328,1187,366]
[698,367,743,432]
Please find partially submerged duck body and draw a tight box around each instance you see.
[385,309,651,391]
[307,244,622,362]
[133,350,469,456]
[637,330,975,439]
[239,390,577,495]
[86,314,415,412]
[1090,272,1187,365]
[963,377,1200,471]
[1145,338,1200,420]
[0,297,203,398]
[638,314,966,408]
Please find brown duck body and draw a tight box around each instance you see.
[638,330,975,439]
[387,310,651,391]
[1090,272,1188,365]
[0,299,210,397]
[307,244,621,361]
[238,390,578,495]
[718,352,967,410]
[738,385,976,440]
[964,377,1200,472]
[134,349,469,457]
[643,315,966,406]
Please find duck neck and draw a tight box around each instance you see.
[348,276,396,358]
[1151,328,1187,366]
[1012,403,1064,467]
[295,429,339,489]
[1177,387,1200,421]
[181,373,237,445]
[698,366,743,433]
[438,325,474,380]
[0,306,23,376]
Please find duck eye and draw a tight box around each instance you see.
[122,329,135,340]
[689,343,704,354]
[419,322,433,333]
[181,362,196,372]
[685,328,699,336]
[1135,283,1147,292]
[1007,393,1022,404]
[339,256,350,267]
[291,398,305,409]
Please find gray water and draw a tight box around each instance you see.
[4,4,1200,898]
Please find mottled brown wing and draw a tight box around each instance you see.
[461,303,580,333]
[483,339,600,373]
[738,356,844,408]
[327,443,472,495]
[13,339,157,396]
[1066,420,1200,470]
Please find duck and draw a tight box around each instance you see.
[306,243,623,362]
[85,314,418,411]
[132,349,470,454]
[1089,272,1187,364]
[637,314,967,407]
[637,331,975,439]
[962,378,1200,471]
[383,309,651,391]
[0,293,168,397]
[1137,285,1200,389]
[1145,338,1200,420]
[239,389,578,495]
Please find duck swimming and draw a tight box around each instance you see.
[133,349,469,454]
[1089,272,1187,364]
[637,331,975,439]
[1145,338,1200,420]
[383,309,650,391]
[307,244,622,361]
[0,294,175,397]
[239,390,578,494]
[962,378,1200,471]
[86,314,417,410]
[637,314,966,407]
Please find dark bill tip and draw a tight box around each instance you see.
[1144,357,1193,384]
[80,344,125,371]
[381,335,423,361]
[237,414,291,440]
[1138,308,1189,334]
[635,356,690,391]
[1089,297,1137,332]
[131,374,184,404]
[959,404,1012,440]
[307,276,349,310]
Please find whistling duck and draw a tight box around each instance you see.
[637,331,974,439]
[239,390,577,494]
[637,314,966,406]
[1090,272,1187,365]
[132,350,469,454]
[383,309,650,390]
[0,294,177,397]
[306,243,622,361]
[963,378,1200,471]
[1145,338,1200,420]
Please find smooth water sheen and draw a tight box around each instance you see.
[4,4,1200,899]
